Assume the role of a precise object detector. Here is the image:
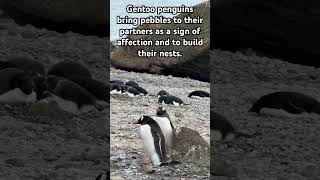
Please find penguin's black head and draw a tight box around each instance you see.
[158,96,167,104]
[248,102,262,114]
[132,115,154,125]
[157,90,169,97]
[156,106,167,116]
[12,73,34,95]
[121,85,129,93]
[45,75,62,92]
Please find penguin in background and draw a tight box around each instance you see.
[8,56,45,76]
[0,68,36,104]
[47,60,92,79]
[121,85,141,97]
[132,116,179,167]
[110,83,122,94]
[153,106,175,159]
[41,75,103,113]
[68,75,107,102]
[157,90,169,97]
[158,95,185,106]
[125,80,139,87]
[188,90,210,98]
[110,80,124,87]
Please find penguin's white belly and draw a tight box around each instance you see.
[190,95,205,99]
[110,89,121,94]
[140,125,161,166]
[43,95,94,114]
[0,88,36,104]
[124,92,135,97]
[153,117,173,153]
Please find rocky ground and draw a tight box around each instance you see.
[0,12,108,179]
[212,50,320,180]
[110,68,210,179]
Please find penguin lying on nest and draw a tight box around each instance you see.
[212,111,260,141]
[38,75,103,114]
[249,91,320,115]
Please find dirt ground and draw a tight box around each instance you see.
[0,13,108,179]
[110,67,210,179]
[212,50,320,180]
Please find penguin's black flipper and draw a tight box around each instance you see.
[160,160,181,166]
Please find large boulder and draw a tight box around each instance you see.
[0,0,108,36]
[111,2,210,82]
[213,0,320,67]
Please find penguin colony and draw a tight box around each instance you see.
[0,56,106,114]
[213,91,320,141]
[110,79,209,168]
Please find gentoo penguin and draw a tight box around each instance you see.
[128,85,148,96]
[8,56,45,76]
[249,91,320,115]
[0,68,36,103]
[158,95,184,106]
[125,80,139,87]
[110,80,124,86]
[133,115,168,166]
[68,76,107,102]
[121,85,140,97]
[212,111,259,141]
[42,75,102,113]
[188,90,210,98]
[153,106,174,159]
[48,60,92,79]
[157,90,169,97]
[110,83,122,94]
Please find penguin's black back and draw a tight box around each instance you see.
[122,85,140,95]
[125,80,139,87]
[129,85,148,95]
[110,80,124,86]
[46,76,95,107]
[48,60,92,79]
[0,68,33,95]
[211,111,235,139]
[8,56,45,76]
[188,90,210,97]
[110,83,121,91]
[0,61,16,70]
[249,91,319,114]
[69,76,107,101]
[159,95,183,105]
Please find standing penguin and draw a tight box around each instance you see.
[0,68,36,104]
[42,75,102,113]
[158,95,184,106]
[133,115,168,166]
[153,106,175,159]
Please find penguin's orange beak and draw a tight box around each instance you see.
[131,120,139,124]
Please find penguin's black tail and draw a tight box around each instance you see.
[236,131,261,138]
[160,160,181,166]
